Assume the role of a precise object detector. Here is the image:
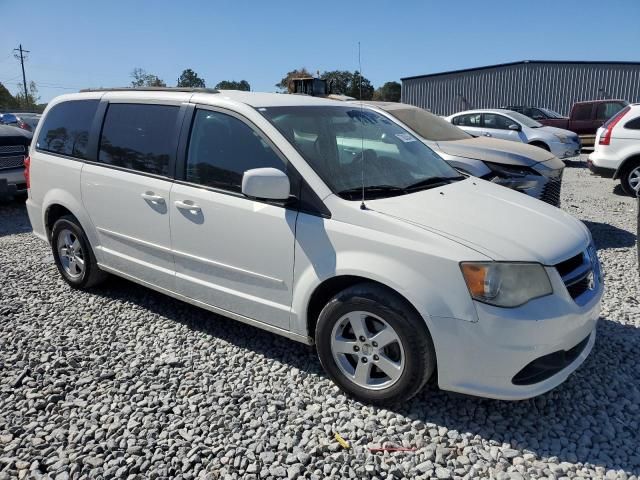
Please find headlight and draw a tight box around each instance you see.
[483,162,541,190]
[554,134,568,143]
[460,262,553,307]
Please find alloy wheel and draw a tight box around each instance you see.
[57,228,85,279]
[330,310,405,390]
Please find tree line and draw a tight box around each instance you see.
[132,67,401,101]
[130,68,251,92]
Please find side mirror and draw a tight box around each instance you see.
[508,123,521,131]
[241,168,290,201]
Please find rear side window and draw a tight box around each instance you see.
[36,100,99,159]
[624,116,640,130]
[185,109,286,192]
[98,104,179,176]
[572,104,592,121]
[595,102,625,121]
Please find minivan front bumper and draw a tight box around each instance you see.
[430,262,602,400]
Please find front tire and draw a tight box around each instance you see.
[51,215,107,289]
[315,283,436,405]
[619,160,640,196]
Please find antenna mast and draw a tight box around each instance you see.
[359,41,366,210]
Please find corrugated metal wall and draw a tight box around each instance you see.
[401,62,640,116]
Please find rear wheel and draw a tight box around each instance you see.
[51,215,107,289]
[315,283,436,405]
[620,160,640,196]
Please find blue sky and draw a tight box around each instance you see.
[1,0,639,103]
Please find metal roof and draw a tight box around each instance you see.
[401,60,640,81]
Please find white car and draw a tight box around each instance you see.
[588,104,640,195]
[26,88,602,404]
[447,109,581,160]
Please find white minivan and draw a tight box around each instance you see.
[26,88,603,404]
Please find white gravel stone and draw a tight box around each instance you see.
[0,157,638,479]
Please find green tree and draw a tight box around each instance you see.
[15,81,40,108]
[347,71,374,100]
[215,80,251,91]
[373,81,401,102]
[320,70,353,95]
[130,68,166,87]
[177,69,206,88]
[276,67,312,91]
[0,82,19,109]
[319,70,374,100]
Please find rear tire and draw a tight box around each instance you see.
[315,282,436,405]
[51,215,107,289]
[619,160,640,196]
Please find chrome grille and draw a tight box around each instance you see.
[555,244,600,305]
[540,170,563,207]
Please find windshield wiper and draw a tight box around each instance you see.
[337,185,407,200]
[405,176,465,192]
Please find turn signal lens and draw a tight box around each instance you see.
[460,262,553,308]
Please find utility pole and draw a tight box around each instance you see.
[13,44,30,102]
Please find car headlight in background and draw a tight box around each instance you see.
[460,262,553,307]
[483,162,541,190]
[554,134,569,143]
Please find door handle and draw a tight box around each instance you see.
[141,192,165,203]
[175,200,201,212]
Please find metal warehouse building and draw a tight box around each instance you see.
[401,60,640,116]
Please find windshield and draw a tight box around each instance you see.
[505,111,543,128]
[259,106,462,199]
[381,106,471,141]
[539,107,565,119]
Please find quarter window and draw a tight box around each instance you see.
[185,109,287,193]
[453,114,481,127]
[98,103,178,176]
[36,100,99,159]
[624,116,640,130]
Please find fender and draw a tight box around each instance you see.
[613,153,640,179]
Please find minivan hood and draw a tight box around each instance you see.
[436,137,555,166]
[367,178,589,265]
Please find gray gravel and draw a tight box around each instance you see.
[1,157,639,479]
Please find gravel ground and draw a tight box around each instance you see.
[1,157,638,480]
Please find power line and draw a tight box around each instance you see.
[13,44,30,99]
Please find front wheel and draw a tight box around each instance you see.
[315,283,436,405]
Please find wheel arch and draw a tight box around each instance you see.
[528,140,550,151]
[613,153,640,180]
[41,190,100,255]
[307,275,426,341]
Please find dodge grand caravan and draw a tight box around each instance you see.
[25,88,603,404]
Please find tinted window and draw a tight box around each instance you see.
[483,113,517,130]
[624,116,640,130]
[530,108,546,120]
[453,114,481,127]
[36,100,99,159]
[186,109,286,192]
[572,104,592,121]
[98,104,178,176]
[595,102,625,121]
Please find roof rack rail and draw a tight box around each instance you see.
[78,87,219,94]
